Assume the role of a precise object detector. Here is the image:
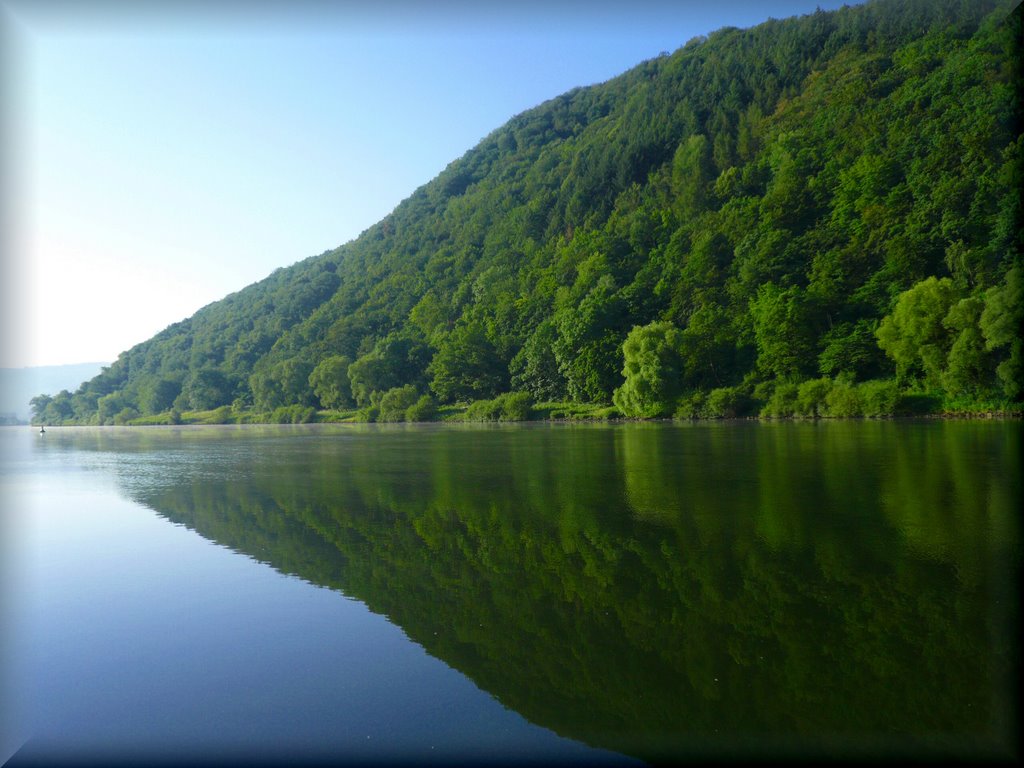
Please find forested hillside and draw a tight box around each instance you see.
[32,0,1023,425]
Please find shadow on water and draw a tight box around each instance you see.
[36,421,1022,763]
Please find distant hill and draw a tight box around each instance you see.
[35,0,1023,425]
[1,363,108,423]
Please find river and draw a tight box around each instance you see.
[1,421,1019,764]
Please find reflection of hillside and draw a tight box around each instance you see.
[116,423,1018,762]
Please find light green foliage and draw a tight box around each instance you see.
[308,355,354,409]
[941,297,991,396]
[463,398,503,422]
[796,377,833,417]
[462,392,534,422]
[113,406,140,426]
[823,377,862,417]
[98,392,131,425]
[857,380,898,416]
[405,394,438,422]
[379,385,420,422]
[30,390,76,425]
[673,391,707,420]
[980,266,1024,397]
[761,382,800,418]
[268,404,316,424]
[498,392,533,421]
[671,134,713,218]
[876,277,959,386]
[613,322,685,418]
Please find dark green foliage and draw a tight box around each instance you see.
[185,368,234,412]
[428,322,507,403]
[42,0,1021,424]
[750,284,817,379]
[345,334,431,407]
[703,385,754,418]
[308,355,354,409]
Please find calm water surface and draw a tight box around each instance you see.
[1,421,1019,764]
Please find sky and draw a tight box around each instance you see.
[0,0,862,369]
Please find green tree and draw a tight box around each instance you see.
[250,359,315,410]
[553,275,626,403]
[184,368,234,411]
[612,321,685,418]
[308,355,354,409]
[671,134,714,220]
[875,277,958,386]
[428,322,507,403]
[139,378,182,414]
[349,334,432,407]
[749,283,816,379]
[941,297,990,396]
[979,266,1023,398]
[97,391,131,425]
[510,320,565,402]
[29,394,53,424]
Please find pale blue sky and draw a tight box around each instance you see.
[1,0,861,368]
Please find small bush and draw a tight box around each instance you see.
[704,386,752,418]
[823,378,863,417]
[379,385,419,422]
[796,378,832,417]
[594,405,622,419]
[113,407,140,426]
[464,397,502,421]
[761,382,800,418]
[857,380,898,416]
[269,404,315,423]
[207,405,237,424]
[673,391,706,419]
[499,392,532,421]
[405,394,438,422]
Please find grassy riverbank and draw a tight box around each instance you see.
[79,390,1023,427]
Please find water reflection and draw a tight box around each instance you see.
[35,421,1021,762]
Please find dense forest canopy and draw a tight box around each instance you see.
[32,0,1023,425]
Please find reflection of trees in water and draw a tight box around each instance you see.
[117,423,1018,762]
